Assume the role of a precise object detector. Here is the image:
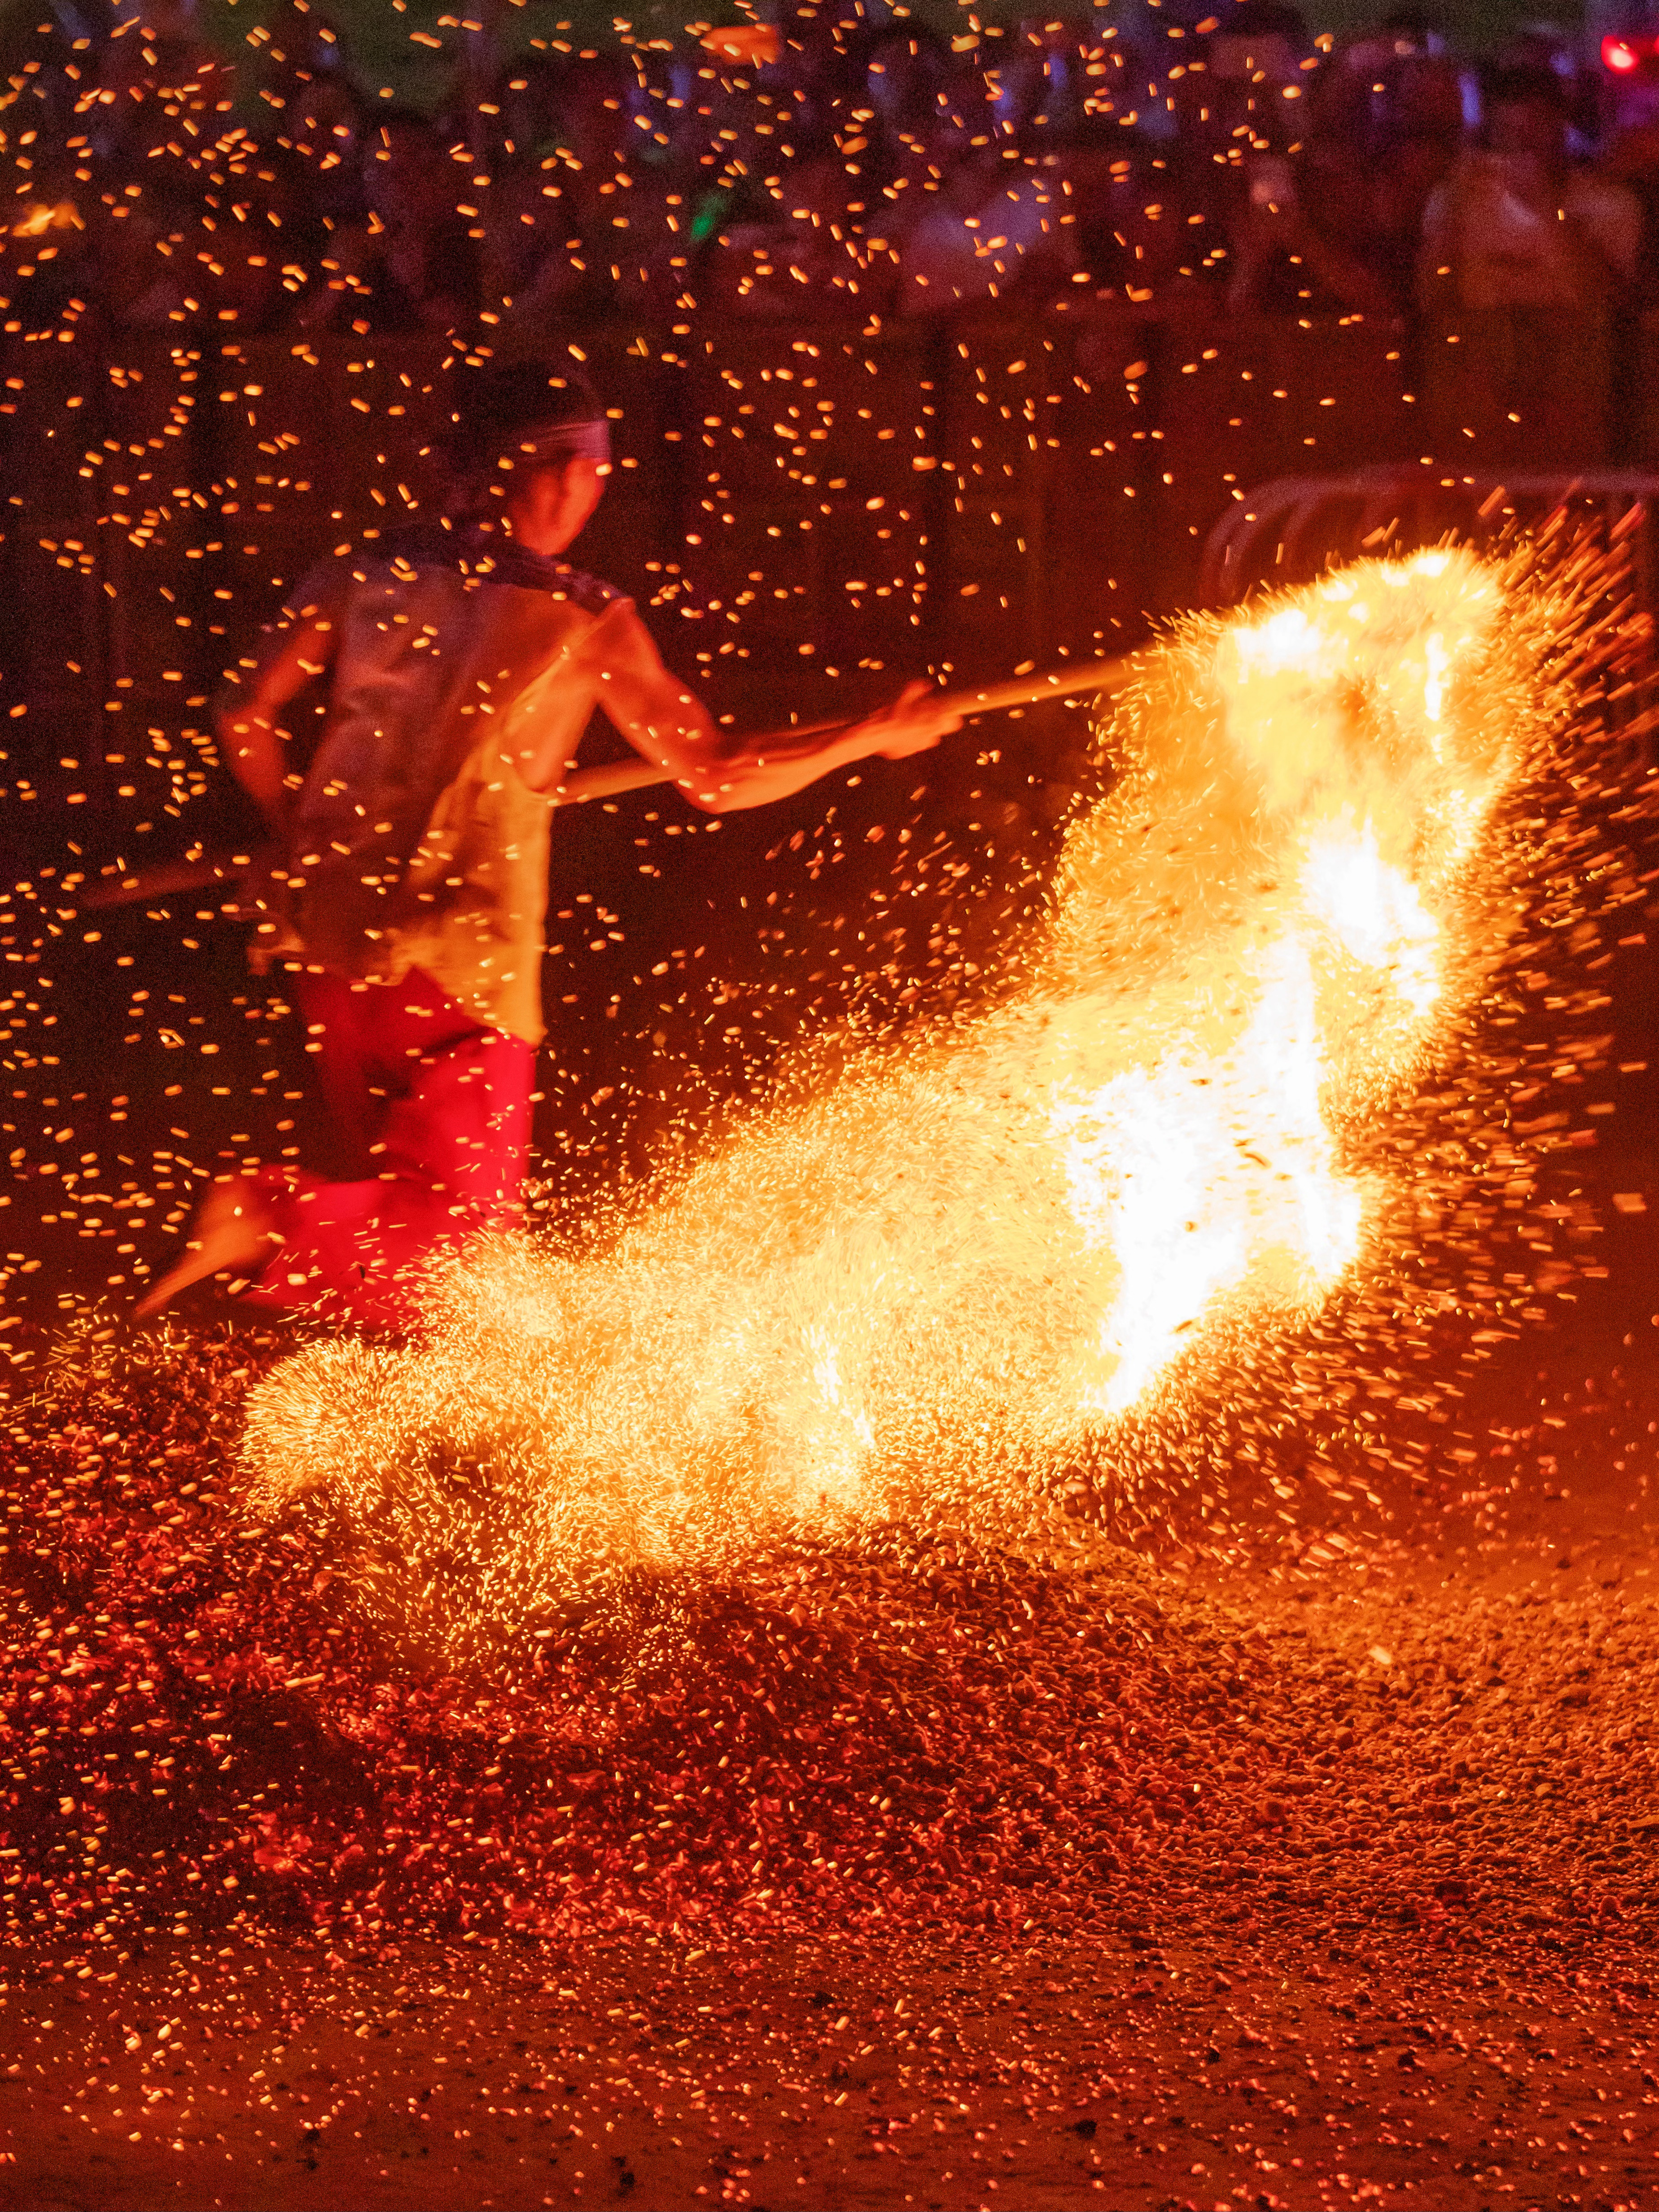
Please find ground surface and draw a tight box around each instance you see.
[2,1895,1655,2212]
[4,1130,1658,2212]
[2,1441,1656,2212]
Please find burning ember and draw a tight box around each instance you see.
[241,549,1551,1645]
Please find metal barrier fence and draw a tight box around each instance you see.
[1199,469,1659,764]
[1202,471,1659,610]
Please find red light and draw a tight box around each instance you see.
[1604,35,1641,71]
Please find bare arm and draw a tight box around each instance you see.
[704,680,963,808]
[215,608,339,834]
[1291,219,1396,316]
[530,600,959,812]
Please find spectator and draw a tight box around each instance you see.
[492,55,696,329]
[1225,137,1397,317]
[256,0,355,115]
[707,142,887,319]
[3,4,1649,338]
[1422,62,1639,310]
[286,71,370,230]
[83,143,297,334]
[5,141,94,334]
[0,6,88,153]
[89,0,236,170]
[863,22,952,150]
[1419,62,1641,463]
[1070,149,1203,302]
[474,56,582,315]
[1603,121,1659,302]
[988,19,1099,153]
[1366,55,1465,307]
[893,72,1077,315]
[1200,0,1315,158]
[301,106,478,333]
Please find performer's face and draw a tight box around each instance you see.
[503,456,608,556]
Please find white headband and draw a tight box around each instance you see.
[506,417,613,466]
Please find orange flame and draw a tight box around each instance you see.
[698,23,779,64]
[11,199,83,238]
[242,549,1539,1632]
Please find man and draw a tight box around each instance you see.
[1416,63,1640,465]
[139,361,959,1324]
[1420,63,1640,314]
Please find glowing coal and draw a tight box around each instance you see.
[241,550,1550,1643]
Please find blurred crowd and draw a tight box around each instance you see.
[5,0,1659,342]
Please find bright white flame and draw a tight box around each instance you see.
[1052,933,1367,1417]
[1302,823,1442,1021]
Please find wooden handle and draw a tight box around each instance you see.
[75,654,1136,909]
[79,853,270,911]
[553,654,1133,806]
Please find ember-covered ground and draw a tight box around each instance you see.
[3,710,1657,2209]
[1,1268,1656,2211]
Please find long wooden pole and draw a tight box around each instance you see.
[77,655,1134,912]
[547,654,1134,804]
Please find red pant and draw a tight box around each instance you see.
[248,968,534,1329]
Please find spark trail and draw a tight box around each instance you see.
[242,549,1554,1643]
